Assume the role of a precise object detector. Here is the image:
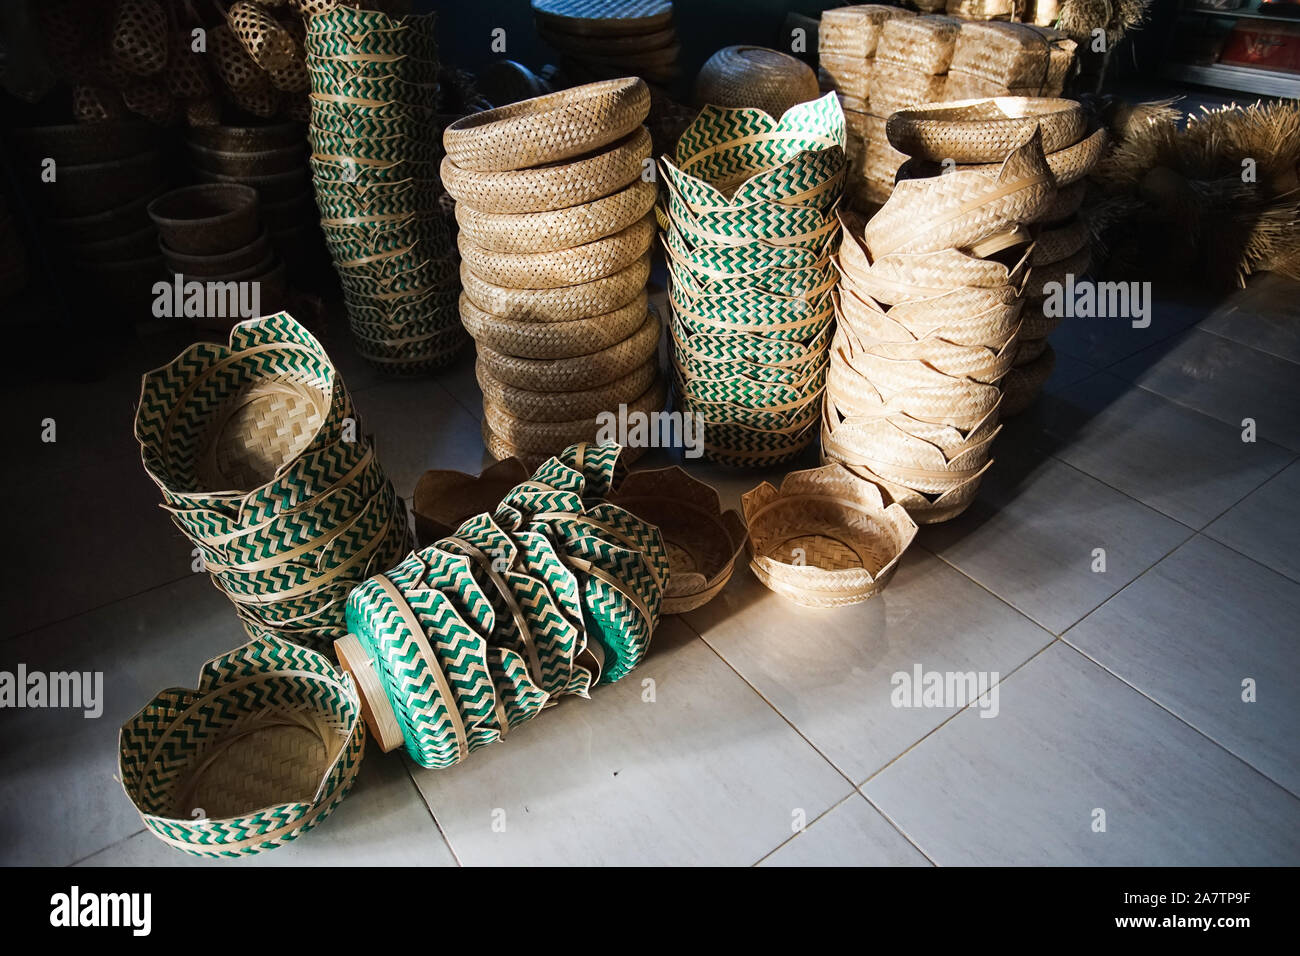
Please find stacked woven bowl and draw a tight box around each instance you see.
[825,107,1068,524]
[694,46,820,117]
[442,78,663,467]
[660,93,847,467]
[306,6,464,375]
[336,443,666,770]
[532,0,681,90]
[888,97,1107,416]
[134,312,412,653]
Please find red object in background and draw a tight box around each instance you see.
[1219,22,1300,72]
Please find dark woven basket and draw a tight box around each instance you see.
[148,184,261,256]
[11,121,159,167]
[188,141,307,177]
[186,122,307,152]
[161,229,273,277]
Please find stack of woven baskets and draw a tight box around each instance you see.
[694,46,820,117]
[887,97,1107,416]
[336,443,666,769]
[825,106,1067,524]
[532,0,681,90]
[306,6,465,375]
[661,94,847,467]
[135,312,411,654]
[442,78,663,467]
[818,8,1076,209]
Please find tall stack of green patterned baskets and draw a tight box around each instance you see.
[335,443,667,770]
[305,6,465,375]
[135,312,412,653]
[660,94,847,466]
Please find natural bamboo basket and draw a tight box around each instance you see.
[1031,178,1086,224]
[863,129,1054,257]
[822,449,991,524]
[827,353,1004,431]
[946,0,1014,18]
[959,125,1107,187]
[476,309,660,390]
[818,4,915,59]
[1015,335,1049,366]
[211,23,269,94]
[886,97,1086,164]
[478,356,659,422]
[868,63,947,118]
[1031,216,1089,265]
[1001,342,1055,416]
[950,21,1077,92]
[410,458,531,545]
[460,291,648,358]
[695,46,820,117]
[611,467,749,614]
[111,0,168,76]
[461,253,650,322]
[837,288,1022,351]
[741,463,917,608]
[443,78,650,172]
[119,636,364,858]
[228,1,297,70]
[482,376,667,454]
[458,215,654,289]
[532,0,674,36]
[876,15,961,76]
[537,22,678,56]
[1024,245,1091,299]
[455,179,656,254]
[819,53,871,104]
[441,126,651,214]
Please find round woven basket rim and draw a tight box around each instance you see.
[477,355,659,421]
[460,290,648,358]
[886,96,1086,164]
[477,308,661,390]
[458,214,654,289]
[455,178,657,254]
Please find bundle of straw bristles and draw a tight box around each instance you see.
[818,5,1076,208]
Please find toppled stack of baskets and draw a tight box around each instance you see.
[532,0,682,90]
[10,121,164,315]
[443,78,664,467]
[336,443,667,770]
[661,94,847,467]
[887,97,1107,416]
[149,184,290,326]
[825,102,1073,524]
[134,312,412,654]
[818,8,1077,209]
[694,46,820,117]
[306,6,465,375]
[186,122,329,283]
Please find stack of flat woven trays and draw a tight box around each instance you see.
[443,78,663,467]
[335,443,667,769]
[888,96,1107,415]
[306,6,464,375]
[826,99,1085,524]
[135,312,411,654]
[531,0,681,89]
[661,93,847,467]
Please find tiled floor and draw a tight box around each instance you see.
[2,274,1298,867]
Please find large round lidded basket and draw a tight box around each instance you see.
[742,463,918,607]
[118,636,364,858]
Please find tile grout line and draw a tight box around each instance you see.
[746,791,863,867]
[1055,633,1300,805]
[853,789,941,867]
[1194,322,1300,370]
[66,828,148,867]
[398,758,465,867]
[4,568,201,644]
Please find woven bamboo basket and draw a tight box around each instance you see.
[119,636,364,858]
[111,0,168,76]
[537,21,678,55]
[886,97,1087,164]
[460,291,648,358]
[946,0,1014,18]
[456,180,656,254]
[868,63,947,119]
[482,376,667,455]
[741,463,917,608]
[958,125,1107,188]
[1001,342,1055,416]
[838,288,1023,352]
[478,356,660,423]
[441,127,651,215]
[228,1,297,70]
[477,309,661,391]
[1031,178,1086,224]
[460,253,650,322]
[818,5,915,59]
[949,21,1077,92]
[443,78,649,172]
[610,467,748,614]
[823,450,991,524]
[827,356,1003,432]
[816,53,871,104]
[1024,245,1090,299]
[695,46,820,117]
[1015,335,1049,366]
[458,215,653,290]
[1031,216,1089,266]
[532,0,674,35]
[863,129,1054,257]
[876,15,961,76]
[410,458,530,545]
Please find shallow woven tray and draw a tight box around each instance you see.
[694,46,820,117]
[460,290,648,358]
[119,636,363,858]
[455,179,656,254]
[532,0,673,36]
[443,77,650,172]
[477,308,661,390]
[610,467,749,614]
[457,214,653,289]
[441,126,651,214]
[886,96,1086,164]
[461,253,650,322]
[742,462,917,608]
